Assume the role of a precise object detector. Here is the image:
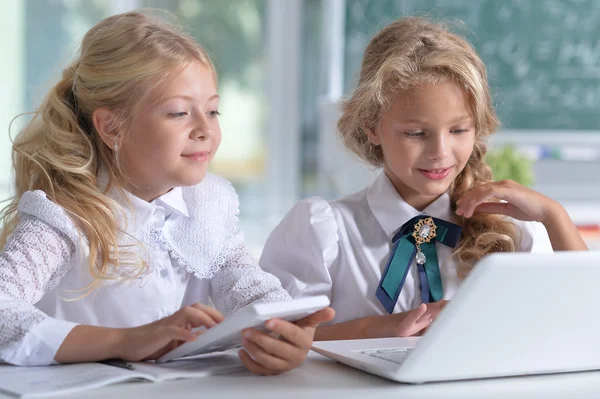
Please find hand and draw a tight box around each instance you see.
[238,307,335,376]
[116,303,224,361]
[455,180,560,224]
[386,300,448,337]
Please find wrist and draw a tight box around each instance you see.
[107,328,128,359]
[361,315,394,339]
[541,201,569,228]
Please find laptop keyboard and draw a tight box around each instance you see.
[360,347,415,365]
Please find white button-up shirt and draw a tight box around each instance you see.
[0,173,290,366]
[260,172,552,324]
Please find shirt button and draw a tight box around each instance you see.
[159,269,169,279]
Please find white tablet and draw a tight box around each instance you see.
[157,296,330,363]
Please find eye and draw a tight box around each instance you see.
[450,129,469,134]
[168,112,188,118]
[405,131,425,138]
[208,110,221,118]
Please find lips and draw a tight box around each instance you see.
[181,151,210,162]
[418,167,453,180]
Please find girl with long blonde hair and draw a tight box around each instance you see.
[260,17,585,340]
[0,10,333,370]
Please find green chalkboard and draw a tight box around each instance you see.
[344,0,600,130]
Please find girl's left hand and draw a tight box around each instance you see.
[238,307,335,375]
[455,180,560,223]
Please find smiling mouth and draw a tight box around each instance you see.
[181,151,210,162]
[418,167,453,180]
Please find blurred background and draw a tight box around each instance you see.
[2,0,600,255]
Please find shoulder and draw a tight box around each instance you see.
[329,187,371,220]
[272,187,371,237]
[17,190,82,246]
[282,196,337,229]
[263,197,339,258]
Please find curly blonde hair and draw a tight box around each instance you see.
[0,10,216,293]
[338,17,520,277]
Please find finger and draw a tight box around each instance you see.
[399,316,432,337]
[264,320,311,350]
[245,327,302,359]
[238,351,268,375]
[173,305,220,329]
[473,202,520,218]
[239,338,291,372]
[457,181,522,218]
[404,304,427,324]
[396,304,433,336]
[144,326,198,360]
[238,349,281,376]
[190,303,225,324]
[457,189,499,218]
[293,307,336,329]
[164,325,198,342]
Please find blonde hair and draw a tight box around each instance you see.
[338,17,520,277]
[0,10,216,293]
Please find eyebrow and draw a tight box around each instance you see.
[162,94,220,102]
[398,115,473,124]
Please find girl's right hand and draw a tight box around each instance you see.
[373,301,448,338]
[115,303,224,361]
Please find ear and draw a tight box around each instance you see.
[363,126,382,146]
[92,108,120,150]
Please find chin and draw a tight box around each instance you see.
[417,182,452,197]
[179,170,208,187]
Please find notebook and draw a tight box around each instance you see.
[0,352,244,398]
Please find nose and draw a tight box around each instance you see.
[191,114,211,140]
[428,132,450,161]
[191,127,211,140]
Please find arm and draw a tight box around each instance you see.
[315,317,377,341]
[542,203,587,251]
[1,215,221,365]
[316,302,441,341]
[209,197,338,375]
[455,179,588,251]
[259,197,339,303]
[0,216,79,365]
[209,229,291,317]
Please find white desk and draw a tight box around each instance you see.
[4,352,599,399]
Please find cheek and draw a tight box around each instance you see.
[461,136,476,158]
[455,137,476,167]
[213,130,222,149]
[382,138,420,169]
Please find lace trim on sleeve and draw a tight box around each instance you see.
[0,215,74,362]
[210,231,291,317]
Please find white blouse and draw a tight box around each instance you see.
[0,173,290,366]
[259,172,553,325]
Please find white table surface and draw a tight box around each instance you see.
[5,352,600,399]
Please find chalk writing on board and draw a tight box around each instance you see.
[345,0,600,130]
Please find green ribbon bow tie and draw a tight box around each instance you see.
[376,215,462,314]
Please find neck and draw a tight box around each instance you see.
[124,182,173,202]
[384,169,442,211]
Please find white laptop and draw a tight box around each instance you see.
[312,251,600,383]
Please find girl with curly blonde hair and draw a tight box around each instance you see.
[261,17,584,340]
